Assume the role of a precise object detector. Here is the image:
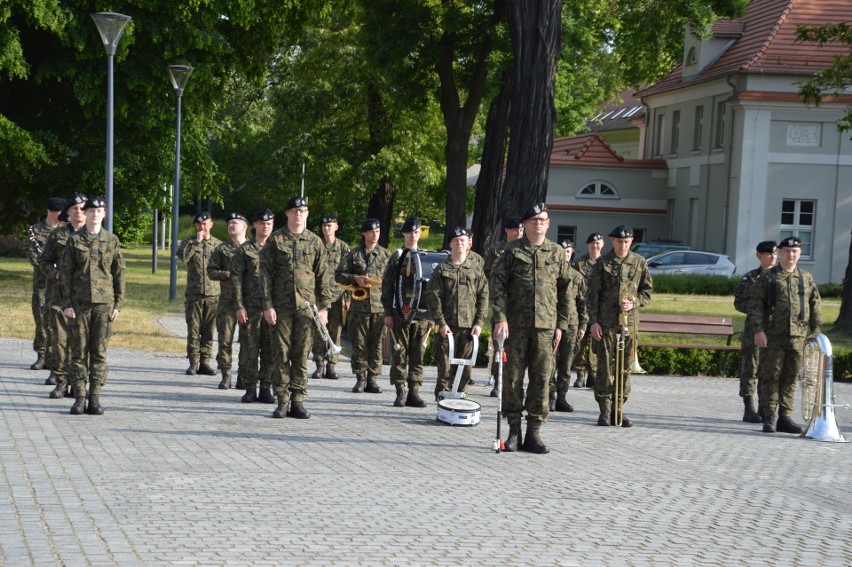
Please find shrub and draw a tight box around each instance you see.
[638,346,738,377]
[833,349,852,382]
[652,274,738,295]
[818,282,842,298]
[0,234,26,258]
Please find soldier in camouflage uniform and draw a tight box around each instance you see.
[25,197,65,373]
[261,197,332,419]
[427,227,488,401]
[39,195,87,398]
[177,211,221,376]
[491,203,570,454]
[208,212,248,389]
[750,236,821,435]
[733,240,777,423]
[60,197,125,415]
[549,239,588,413]
[587,225,652,428]
[311,214,350,380]
[231,209,276,403]
[335,218,390,394]
[381,217,432,407]
[571,232,604,388]
[483,216,523,397]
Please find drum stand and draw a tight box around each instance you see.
[436,333,481,426]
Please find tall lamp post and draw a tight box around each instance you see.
[90,12,132,233]
[168,64,194,302]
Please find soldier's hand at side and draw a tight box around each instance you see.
[263,308,277,326]
[754,331,768,348]
[342,300,350,312]
[578,329,586,342]
[237,308,248,325]
[318,308,328,327]
[552,329,562,353]
[494,321,508,341]
[109,309,119,322]
[471,325,482,337]
[439,325,451,337]
[590,322,603,341]
[222,271,230,280]
[384,315,394,328]
[64,307,76,319]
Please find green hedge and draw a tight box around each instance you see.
[652,273,842,298]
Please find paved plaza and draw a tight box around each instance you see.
[1,332,850,566]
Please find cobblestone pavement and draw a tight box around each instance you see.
[1,335,850,566]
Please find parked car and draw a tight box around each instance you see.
[632,240,690,258]
[646,250,736,277]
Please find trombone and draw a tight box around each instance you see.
[309,303,342,358]
[613,281,639,427]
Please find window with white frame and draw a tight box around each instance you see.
[577,180,619,199]
[780,199,815,259]
[670,110,681,154]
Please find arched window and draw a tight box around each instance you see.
[578,180,619,199]
[686,47,697,66]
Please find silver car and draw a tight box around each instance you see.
[646,250,736,277]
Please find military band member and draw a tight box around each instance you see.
[750,236,821,435]
[587,225,652,428]
[491,203,570,454]
[25,196,65,372]
[572,232,604,388]
[39,194,87,398]
[381,217,431,407]
[335,218,390,394]
[261,197,332,419]
[427,227,488,401]
[177,211,221,376]
[231,209,277,404]
[208,212,248,389]
[312,214,350,380]
[733,240,777,423]
[60,197,125,415]
[549,239,588,412]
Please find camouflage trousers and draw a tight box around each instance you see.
[348,312,385,378]
[185,296,218,364]
[758,334,804,418]
[45,307,70,381]
[270,308,314,403]
[593,329,632,408]
[573,332,597,377]
[31,285,47,356]
[311,297,345,366]
[68,303,112,398]
[550,325,579,394]
[434,327,475,393]
[238,308,274,389]
[215,303,243,372]
[387,318,430,387]
[738,336,762,398]
[502,328,556,426]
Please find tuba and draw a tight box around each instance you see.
[799,333,849,443]
[613,281,638,427]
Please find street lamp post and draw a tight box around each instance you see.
[168,65,194,302]
[90,12,132,233]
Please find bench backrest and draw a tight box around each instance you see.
[638,313,734,336]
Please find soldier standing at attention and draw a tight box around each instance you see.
[491,203,570,454]
[750,236,821,435]
[25,196,65,372]
[231,209,276,403]
[177,211,221,376]
[312,214,350,380]
[483,216,523,397]
[60,196,125,415]
[381,217,431,407]
[39,195,87,399]
[426,227,489,399]
[335,219,390,394]
[733,240,777,423]
[208,212,248,389]
[549,239,588,413]
[260,197,332,419]
[587,225,652,428]
[572,232,604,388]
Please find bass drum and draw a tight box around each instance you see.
[436,398,481,426]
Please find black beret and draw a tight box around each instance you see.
[193,211,211,223]
[778,236,802,249]
[226,212,247,224]
[521,203,547,222]
[84,196,106,210]
[401,216,421,233]
[360,218,380,232]
[65,194,87,211]
[608,225,633,238]
[321,213,338,224]
[503,216,523,230]
[756,240,777,253]
[47,197,66,212]
[586,232,603,244]
[251,208,275,223]
[285,196,308,211]
[448,226,470,242]
[560,239,574,249]
[58,210,69,222]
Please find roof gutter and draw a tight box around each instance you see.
[723,73,738,254]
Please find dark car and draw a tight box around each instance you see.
[632,240,690,258]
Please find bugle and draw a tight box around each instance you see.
[309,303,342,357]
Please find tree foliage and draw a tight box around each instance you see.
[796,22,852,132]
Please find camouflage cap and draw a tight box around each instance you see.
[321,213,338,224]
[226,212,247,224]
[47,197,66,211]
[503,216,523,230]
[285,196,308,211]
[84,196,106,210]
[401,216,421,233]
[521,203,547,222]
[586,232,603,243]
[251,208,275,223]
[778,236,802,249]
[193,211,211,223]
[608,225,633,238]
[360,218,380,232]
[448,226,470,242]
[756,240,777,253]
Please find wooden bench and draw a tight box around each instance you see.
[637,313,740,374]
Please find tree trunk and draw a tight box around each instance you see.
[470,69,513,255]
[501,0,562,217]
[834,229,852,333]
[365,80,395,248]
[367,175,395,248]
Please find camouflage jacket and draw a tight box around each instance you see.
[566,268,589,329]
[208,239,242,308]
[324,238,350,302]
[483,241,509,281]
[25,220,56,290]
[260,226,331,313]
[587,250,652,330]
[177,235,221,299]
[748,266,821,338]
[230,239,263,311]
[734,266,771,339]
[335,243,390,315]
[59,227,125,311]
[426,254,489,330]
[572,253,600,281]
[38,224,76,305]
[490,237,570,331]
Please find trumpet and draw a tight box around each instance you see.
[309,303,342,357]
[613,281,638,427]
[340,276,382,300]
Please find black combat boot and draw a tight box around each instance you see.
[86,393,104,415]
[586,373,596,389]
[197,361,217,376]
[776,415,804,434]
[258,384,276,404]
[312,361,325,379]
[489,379,498,397]
[572,370,585,388]
[352,374,366,393]
[762,408,777,433]
[610,406,632,427]
[597,400,611,426]
[287,400,311,419]
[549,390,557,412]
[186,362,199,376]
[504,423,523,452]
[405,385,427,408]
[45,372,57,385]
[31,356,45,370]
[272,399,288,418]
[241,386,258,403]
[393,384,406,407]
[365,377,383,394]
[218,369,232,390]
[522,423,549,454]
[70,396,86,415]
[555,389,574,412]
[742,395,762,423]
[49,380,66,399]
[324,364,338,380]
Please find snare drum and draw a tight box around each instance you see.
[436,398,481,426]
